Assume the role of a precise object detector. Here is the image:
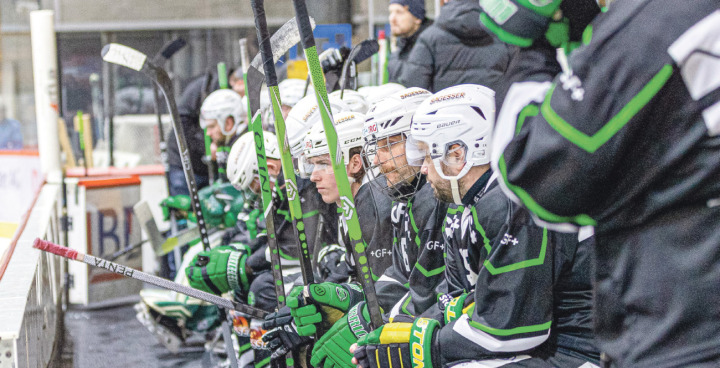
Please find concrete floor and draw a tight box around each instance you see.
[54,301,209,368]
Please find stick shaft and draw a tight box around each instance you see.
[33,238,268,319]
[252,0,315,289]
[291,0,383,328]
[145,62,212,251]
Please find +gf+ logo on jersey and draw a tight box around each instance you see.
[500,233,519,246]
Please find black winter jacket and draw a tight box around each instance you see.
[387,18,433,84]
[399,0,515,93]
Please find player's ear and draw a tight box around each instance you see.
[348,153,364,176]
[266,159,282,177]
[446,143,467,165]
[225,116,235,133]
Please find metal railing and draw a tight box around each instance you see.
[0,182,65,368]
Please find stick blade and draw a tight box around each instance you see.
[101,43,148,71]
[352,39,380,63]
[158,38,187,61]
[250,16,316,73]
[33,238,79,260]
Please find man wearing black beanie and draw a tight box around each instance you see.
[387,0,433,84]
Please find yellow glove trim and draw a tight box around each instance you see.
[378,323,413,344]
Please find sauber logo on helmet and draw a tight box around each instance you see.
[302,106,318,122]
[429,92,465,105]
[437,120,460,129]
[400,90,429,99]
[336,114,355,124]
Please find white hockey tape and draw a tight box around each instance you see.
[102,43,147,71]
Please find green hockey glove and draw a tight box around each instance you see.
[354,317,440,368]
[310,301,373,368]
[286,282,365,336]
[185,243,251,295]
[160,195,191,220]
[444,292,472,325]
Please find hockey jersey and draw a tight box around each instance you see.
[493,1,720,366]
[433,171,598,365]
[375,182,449,317]
[338,182,395,281]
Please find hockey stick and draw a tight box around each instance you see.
[101,43,238,367]
[102,43,211,252]
[33,238,269,319]
[246,17,316,119]
[252,0,316,294]
[151,38,187,195]
[291,0,384,328]
[339,39,379,97]
[241,38,293,368]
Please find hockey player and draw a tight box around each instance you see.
[264,110,395,367]
[299,110,395,277]
[352,85,598,368]
[287,87,452,368]
[481,0,720,366]
[199,89,247,181]
[362,87,450,317]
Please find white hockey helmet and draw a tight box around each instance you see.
[329,89,370,114]
[227,131,281,192]
[278,78,308,108]
[301,111,365,178]
[361,87,432,200]
[408,84,496,204]
[285,94,320,158]
[200,89,247,136]
[362,83,406,106]
[285,93,350,158]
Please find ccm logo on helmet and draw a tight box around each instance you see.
[343,137,362,145]
[429,92,465,105]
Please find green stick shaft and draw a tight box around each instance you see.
[217,62,229,89]
[252,0,315,292]
[240,37,287,310]
[291,0,383,328]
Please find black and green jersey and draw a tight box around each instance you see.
[375,182,449,317]
[493,1,720,366]
[431,172,598,365]
[338,182,395,281]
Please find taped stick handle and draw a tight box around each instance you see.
[292,0,316,50]
[252,0,279,88]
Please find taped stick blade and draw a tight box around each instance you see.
[101,43,147,71]
[250,16,316,73]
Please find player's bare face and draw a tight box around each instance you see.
[308,154,340,204]
[205,119,224,143]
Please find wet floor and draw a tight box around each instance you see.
[54,300,208,368]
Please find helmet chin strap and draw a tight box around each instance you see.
[451,178,462,205]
